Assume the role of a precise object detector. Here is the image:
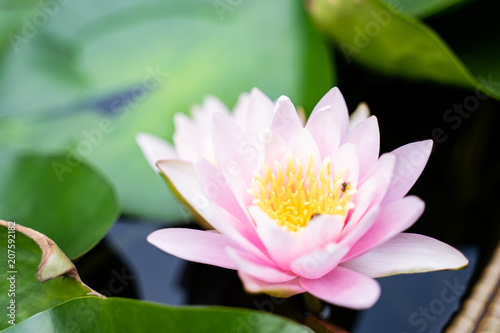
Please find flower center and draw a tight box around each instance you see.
[249,152,356,232]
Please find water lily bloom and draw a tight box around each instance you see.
[147,87,468,309]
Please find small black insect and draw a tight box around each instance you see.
[341,182,349,193]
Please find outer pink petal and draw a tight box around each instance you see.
[173,113,204,162]
[147,228,237,270]
[227,248,297,283]
[343,116,380,179]
[194,158,247,221]
[382,140,433,205]
[239,273,305,298]
[300,266,381,309]
[305,105,341,158]
[349,102,370,130]
[194,95,230,117]
[136,133,177,170]
[340,233,469,278]
[291,243,349,279]
[229,92,250,127]
[157,160,267,260]
[343,196,425,261]
[270,96,303,143]
[311,87,349,140]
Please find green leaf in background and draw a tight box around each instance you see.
[3,297,312,333]
[0,153,119,259]
[0,223,97,331]
[308,0,500,100]
[0,0,41,52]
[0,0,333,221]
[378,0,471,18]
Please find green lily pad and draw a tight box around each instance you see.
[0,0,333,221]
[0,153,119,258]
[307,0,500,100]
[2,297,312,333]
[0,222,98,331]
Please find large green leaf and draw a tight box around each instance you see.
[0,0,333,221]
[0,0,42,52]
[2,297,312,332]
[308,0,500,100]
[0,153,119,258]
[0,223,97,331]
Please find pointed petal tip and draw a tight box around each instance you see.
[276,95,291,103]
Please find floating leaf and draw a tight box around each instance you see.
[0,153,119,258]
[3,297,312,333]
[0,221,101,330]
[308,0,500,100]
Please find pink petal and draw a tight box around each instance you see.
[296,215,345,252]
[343,116,380,179]
[343,196,425,261]
[193,95,230,118]
[340,233,469,278]
[173,113,204,162]
[360,153,396,207]
[311,87,349,140]
[300,266,381,309]
[262,129,288,167]
[157,160,266,260]
[277,215,346,279]
[291,243,349,279]
[339,205,380,249]
[211,113,260,212]
[270,96,303,143]
[229,92,250,127]
[212,112,259,186]
[349,102,370,130]
[288,128,321,167]
[343,177,378,235]
[227,248,297,283]
[331,142,359,189]
[239,273,305,298]
[305,105,341,158]
[244,88,275,136]
[136,133,176,170]
[382,140,433,204]
[157,159,213,217]
[194,158,246,221]
[147,228,237,270]
[249,206,301,270]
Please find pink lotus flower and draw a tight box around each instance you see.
[146,87,468,309]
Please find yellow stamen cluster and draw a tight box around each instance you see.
[249,152,356,232]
